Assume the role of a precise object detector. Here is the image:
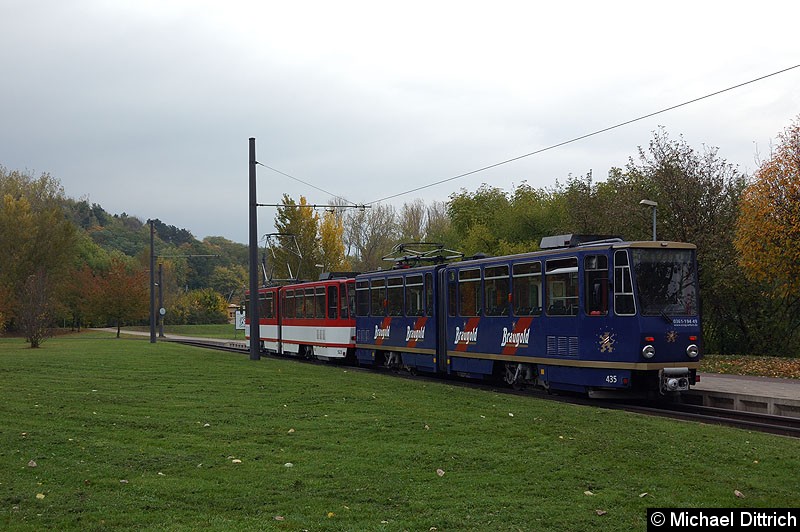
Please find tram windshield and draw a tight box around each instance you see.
[631,248,698,317]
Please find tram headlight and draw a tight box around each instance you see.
[686,344,699,358]
[642,345,656,359]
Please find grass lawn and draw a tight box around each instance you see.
[2,332,798,531]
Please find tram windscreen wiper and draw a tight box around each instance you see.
[660,309,673,325]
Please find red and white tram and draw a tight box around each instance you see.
[245,274,357,361]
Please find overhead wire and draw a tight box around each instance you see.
[257,64,800,207]
[365,63,800,205]
[255,161,358,207]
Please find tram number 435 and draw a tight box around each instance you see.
[605,375,619,384]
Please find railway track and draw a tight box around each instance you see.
[169,337,800,438]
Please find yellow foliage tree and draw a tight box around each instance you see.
[319,207,348,272]
[735,117,800,298]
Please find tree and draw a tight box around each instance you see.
[0,168,77,340]
[17,270,56,348]
[93,258,149,338]
[272,195,321,281]
[170,288,229,325]
[319,207,348,272]
[734,117,800,351]
[344,204,398,271]
[736,117,800,297]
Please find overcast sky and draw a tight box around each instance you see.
[2,0,798,244]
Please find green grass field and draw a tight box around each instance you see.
[1,332,798,531]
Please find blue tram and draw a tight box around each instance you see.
[354,235,701,396]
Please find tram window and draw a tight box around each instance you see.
[313,287,324,319]
[304,288,314,318]
[447,271,457,317]
[355,281,369,317]
[484,265,509,316]
[328,286,338,319]
[284,290,295,319]
[459,268,481,317]
[347,284,356,318]
[425,273,434,316]
[260,292,274,319]
[387,277,403,316]
[584,255,609,316]
[371,278,386,316]
[405,274,424,316]
[297,289,305,318]
[614,250,636,315]
[512,262,542,316]
[546,258,578,316]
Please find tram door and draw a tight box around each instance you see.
[436,267,452,374]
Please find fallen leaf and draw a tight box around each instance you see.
[596,510,607,516]
[734,490,745,498]
[288,428,295,434]
[231,459,242,464]
[424,424,430,430]
[639,492,648,498]
[436,468,445,477]
[119,479,129,484]
[584,490,594,496]
[274,516,285,521]
[284,462,294,468]
[327,512,335,518]
[158,472,165,476]
[508,412,514,417]
[203,423,210,428]
[28,460,37,468]
[36,493,45,500]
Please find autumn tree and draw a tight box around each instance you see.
[319,206,348,272]
[16,270,57,347]
[735,117,800,351]
[0,168,77,342]
[170,288,228,325]
[93,257,149,337]
[270,195,321,281]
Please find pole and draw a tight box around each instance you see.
[651,206,657,241]
[248,138,261,360]
[149,220,156,343]
[158,263,165,338]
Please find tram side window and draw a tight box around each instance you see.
[328,286,338,319]
[347,284,356,318]
[314,287,325,319]
[584,255,609,316]
[405,274,424,316]
[387,277,403,316]
[459,268,481,317]
[260,292,274,319]
[546,258,579,316]
[355,281,369,316]
[304,288,315,318]
[484,265,509,316]
[512,262,542,316]
[371,278,386,316]
[284,290,295,319]
[425,273,434,316]
[614,250,636,315]
[447,271,457,317]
